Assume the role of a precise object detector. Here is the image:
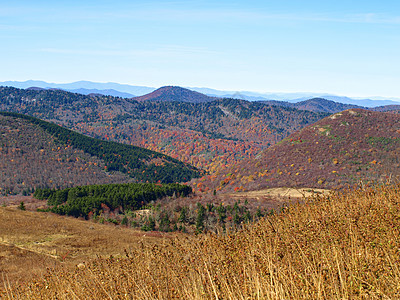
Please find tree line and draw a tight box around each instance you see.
[34,182,192,218]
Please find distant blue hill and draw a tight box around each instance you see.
[188,87,400,107]
[68,88,135,98]
[0,80,154,97]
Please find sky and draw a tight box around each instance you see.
[1,0,399,98]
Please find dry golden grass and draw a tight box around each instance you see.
[0,206,170,290]
[4,183,400,299]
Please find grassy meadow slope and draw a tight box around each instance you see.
[202,109,400,193]
[4,183,400,299]
[0,206,167,287]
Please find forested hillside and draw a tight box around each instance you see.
[132,86,216,103]
[201,109,400,193]
[0,86,329,174]
[0,112,202,194]
[0,113,133,195]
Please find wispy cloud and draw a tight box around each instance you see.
[38,45,220,57]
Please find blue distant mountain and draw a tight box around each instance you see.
[0,80,154,97]
[188,87,400,107]
[68,88,135,98]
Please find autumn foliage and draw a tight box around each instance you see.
[201,109,400,193]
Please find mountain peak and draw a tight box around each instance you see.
[133,86,216,103]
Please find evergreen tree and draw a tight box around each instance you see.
[195,203,205,233]
[18,201,26,211]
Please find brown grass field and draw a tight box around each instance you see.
[2,183,400,299]
[0,203,171,290]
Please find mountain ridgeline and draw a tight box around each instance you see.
[0,112,202,194]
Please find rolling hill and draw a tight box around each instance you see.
[202,109,400,193]
[292,98,364,113]
[371,105,400,112]
[132,86,217,103]
[0,112,202,195]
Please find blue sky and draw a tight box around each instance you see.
[1,0,399,97]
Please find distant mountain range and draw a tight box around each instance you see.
[0,85,329,174]
[188,87,400,107]
[1,80,399,107]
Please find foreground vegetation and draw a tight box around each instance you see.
[4,182,400,299]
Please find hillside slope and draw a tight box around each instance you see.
[0,112,201,194]
[0,206,163,286]
[0,114,132,194]
[204,109,400,192]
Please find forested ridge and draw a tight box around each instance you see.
[0,86,329,175]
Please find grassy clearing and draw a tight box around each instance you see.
[229,187,331,200]
[3,183,400,299]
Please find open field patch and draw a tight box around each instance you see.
[0,206,172,286]
[229,187,331,200]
